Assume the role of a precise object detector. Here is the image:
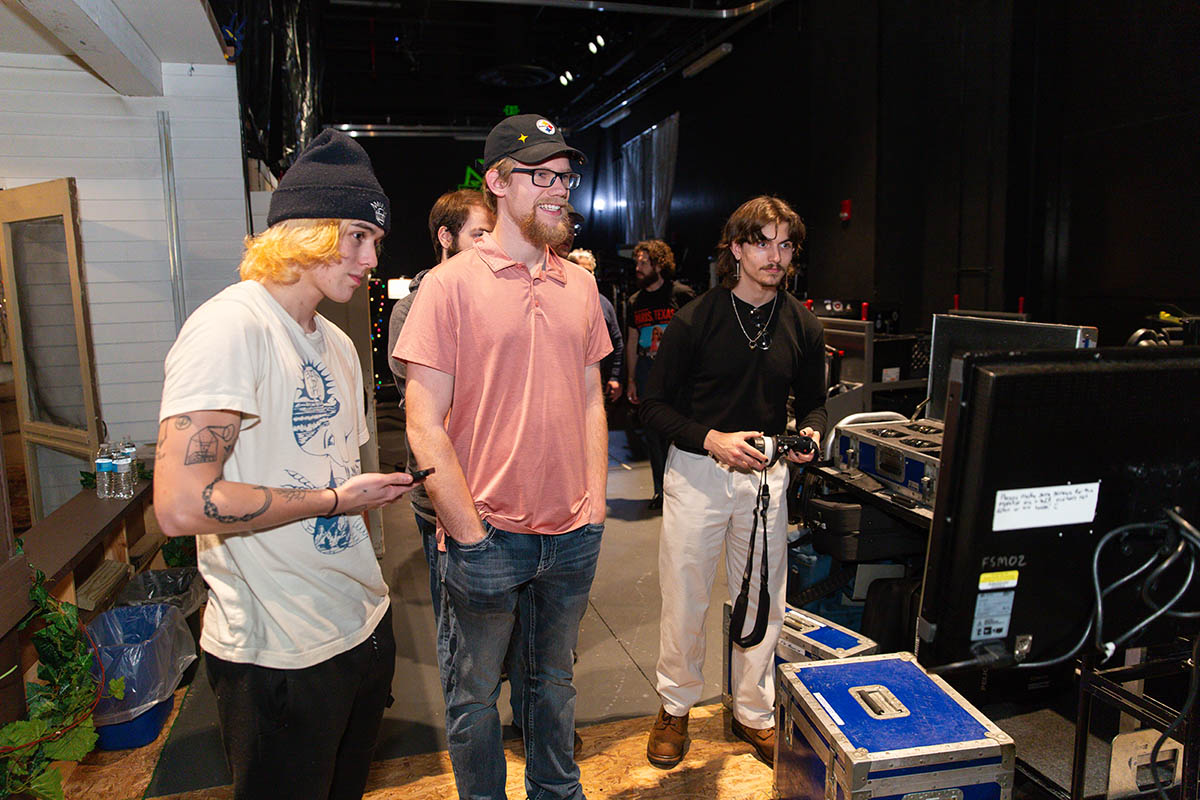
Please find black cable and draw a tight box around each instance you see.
[1019,521,1164,670]
[930,640,1012,675]
[1142,536,1189,608]
[1017,618,1095,671]
[1142,535,1200,618]
[1157,509,1200,618]
[1112,551,1195,652]
[1149,634,1199,800]
[1091,521,1171,655]
[1109,511,1200,652]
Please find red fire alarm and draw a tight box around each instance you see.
[839,199,852,222]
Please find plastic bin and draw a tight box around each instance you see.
[87,603,196,750]
[115,568,205,684]
[94,695,174,750]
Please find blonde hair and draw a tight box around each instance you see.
[483,157,517,214]
[238,218,353,284]
[568,249,597,272]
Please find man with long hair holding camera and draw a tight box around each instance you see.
[394,114,611,800]
[640,195,826,769]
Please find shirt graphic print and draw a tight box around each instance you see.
[286,358,367,554]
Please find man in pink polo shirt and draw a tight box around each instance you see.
[394,114,611,800]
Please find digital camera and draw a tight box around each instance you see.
[749,434,816,467]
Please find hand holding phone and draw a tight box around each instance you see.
[407,467,435,483]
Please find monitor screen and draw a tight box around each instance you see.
[917,347,1200,672]
[926,315,1098,421]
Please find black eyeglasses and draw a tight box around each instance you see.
[511,167,582,190]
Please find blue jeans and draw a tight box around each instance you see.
[424,512,525,725]
[416,512,441,618]
[439,521,603,800]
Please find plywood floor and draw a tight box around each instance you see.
[63,701,776,800]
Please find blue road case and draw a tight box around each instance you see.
[776,652,1014,800]
[723,601,877,708]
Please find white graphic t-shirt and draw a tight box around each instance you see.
[159,280,387,669]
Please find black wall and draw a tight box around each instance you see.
[354,0,1199,345]
[1007,0,1200,342]
[358,135,488,278]
[569,2,812,292]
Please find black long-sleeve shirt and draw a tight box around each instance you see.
[640,286,827,453]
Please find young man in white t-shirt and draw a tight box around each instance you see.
[155,129,417,800]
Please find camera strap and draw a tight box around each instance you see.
[729,470,772,649]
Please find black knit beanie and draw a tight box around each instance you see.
[267,129,391,234]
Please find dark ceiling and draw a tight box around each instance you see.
[318,0,788,132]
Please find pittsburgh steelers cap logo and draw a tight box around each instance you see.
[536,119,556,135]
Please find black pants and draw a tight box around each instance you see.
[205,606,396,800]
[635,366,668,495]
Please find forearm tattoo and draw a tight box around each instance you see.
[276,487,311,503]
[202,475,272,524]
[185,424,238,465]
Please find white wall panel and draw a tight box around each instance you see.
[0,54,246,446]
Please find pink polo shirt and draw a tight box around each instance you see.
[393,232,613,536]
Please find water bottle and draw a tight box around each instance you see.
[113,452,134,500]
[120,435,138,478]
[94,443,113,499]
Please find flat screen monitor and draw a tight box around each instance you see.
[926,315,1098,421]
[916,347,1200,671]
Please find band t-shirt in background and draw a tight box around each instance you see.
[626,279,696,388]
[159,280,387,670]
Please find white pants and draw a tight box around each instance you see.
[656,445,789,728]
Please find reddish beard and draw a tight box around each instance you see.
[518,207,569,250]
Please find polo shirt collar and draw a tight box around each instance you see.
[475,232,568,285]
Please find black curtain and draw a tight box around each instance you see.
[211,0,325,176]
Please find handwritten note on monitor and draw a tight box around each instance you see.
[992,481,1101,532]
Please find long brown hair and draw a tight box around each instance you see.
[714,196,806,289]
[633,239,676,279]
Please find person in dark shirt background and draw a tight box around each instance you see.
[569,247,624,401]
[387,188,494,617]
[625,239,695,509]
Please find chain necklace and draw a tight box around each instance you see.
[730,290,777,351]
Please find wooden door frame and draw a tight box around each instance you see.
[0,178,104,520]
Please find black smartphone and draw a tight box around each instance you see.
[408,467,436,483]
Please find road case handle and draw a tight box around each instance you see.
[849,684,910,719]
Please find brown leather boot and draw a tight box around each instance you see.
[732,717,776,767]
[646,706,689,768]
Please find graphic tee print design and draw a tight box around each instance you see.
[631,306,676,359]
[287,359,367,554]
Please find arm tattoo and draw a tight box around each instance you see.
[202,476,272,524]
[277,488,311,503]
[174,415,193,430]
[185,424,239,465]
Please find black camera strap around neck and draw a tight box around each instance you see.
[729,471,772,649]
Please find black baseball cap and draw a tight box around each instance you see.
[483,114,587,168]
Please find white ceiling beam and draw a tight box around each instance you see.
[16,0,162,96]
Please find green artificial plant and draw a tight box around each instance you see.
[0,547,124,800]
